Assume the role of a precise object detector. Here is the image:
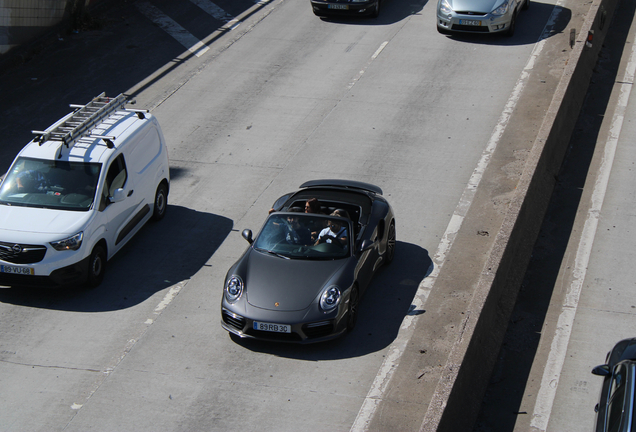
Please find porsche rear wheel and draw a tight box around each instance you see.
[385,221,396,265]
[347,286,359,332]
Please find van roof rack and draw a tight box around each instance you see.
[31,93,147,151]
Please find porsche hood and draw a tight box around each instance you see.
[240,250,348,311]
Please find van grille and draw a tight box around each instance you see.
[0,241,47,264]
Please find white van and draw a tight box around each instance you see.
[0,93,170,287]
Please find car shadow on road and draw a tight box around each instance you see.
[440,1,570,47]
[0,204,233,312]
[230,240,433,360]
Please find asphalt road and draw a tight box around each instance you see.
[0,0,593,430]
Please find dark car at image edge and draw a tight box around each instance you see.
[591,337,636,432]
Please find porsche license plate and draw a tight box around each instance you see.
[0,265,34,275]
[459,19,481,26]
[328,4,349,9]
[253,321,291,333]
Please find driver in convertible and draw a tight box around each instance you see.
[315,209,349,246]
[284,208,313,245]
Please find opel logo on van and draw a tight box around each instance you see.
[11,244,22,254]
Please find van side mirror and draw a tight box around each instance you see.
[242,229,253,244]
[109,188,126,203]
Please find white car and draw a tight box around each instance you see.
[0,93,170,288]
[436,0,529,36]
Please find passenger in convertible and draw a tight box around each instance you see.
[315,209,349,246]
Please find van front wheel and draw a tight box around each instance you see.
[86,245,106,287]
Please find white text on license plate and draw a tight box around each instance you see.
[459,19,481,26]
[253,321,291,333]
[328,4,349,9]
[0,265,34,275]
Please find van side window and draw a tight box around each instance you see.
[100,154,128,211]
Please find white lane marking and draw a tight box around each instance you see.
[67,281,186,413]
[135,1,210,57]
[154,285,184,313]
[347,41,388,90]
[189,0,234,22]
[350,4,567,431]
[529,24,636,432]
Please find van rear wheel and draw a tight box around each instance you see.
[152,183,168,222]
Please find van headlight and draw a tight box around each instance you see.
[225,276,244,303]
[320,286,341,312]
[50,232,83,251]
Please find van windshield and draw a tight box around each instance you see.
[0,157,102,211]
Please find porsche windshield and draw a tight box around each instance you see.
[0,157,101,211]
[253,213,351,260]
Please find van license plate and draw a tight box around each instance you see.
[1,265,34,275]
[459,19,481,26]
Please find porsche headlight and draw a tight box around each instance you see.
[225,276,243,303]
[50,232,83,251]
[439,0,453,14]
[320,286,341,312]
[491,1,509,16]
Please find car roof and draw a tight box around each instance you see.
[609,338,636,367]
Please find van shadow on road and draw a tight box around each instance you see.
[0,204,233,312]
[230,240,433,360]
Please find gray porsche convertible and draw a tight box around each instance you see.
[221,179,396,343]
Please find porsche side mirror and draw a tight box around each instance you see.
[359,239,375,252]
[242,229,253,244]
[592,365,610,376]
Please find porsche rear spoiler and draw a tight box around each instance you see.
[299,179,383,195]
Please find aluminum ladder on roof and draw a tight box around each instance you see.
[31,93,130,149]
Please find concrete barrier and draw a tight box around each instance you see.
[419,0,621,430]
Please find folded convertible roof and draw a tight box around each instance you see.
[299,179,383,196]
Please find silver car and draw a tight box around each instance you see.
[436,0,529,36]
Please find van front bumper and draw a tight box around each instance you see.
[0,255,90,288]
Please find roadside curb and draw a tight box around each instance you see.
[420,0,620,430]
